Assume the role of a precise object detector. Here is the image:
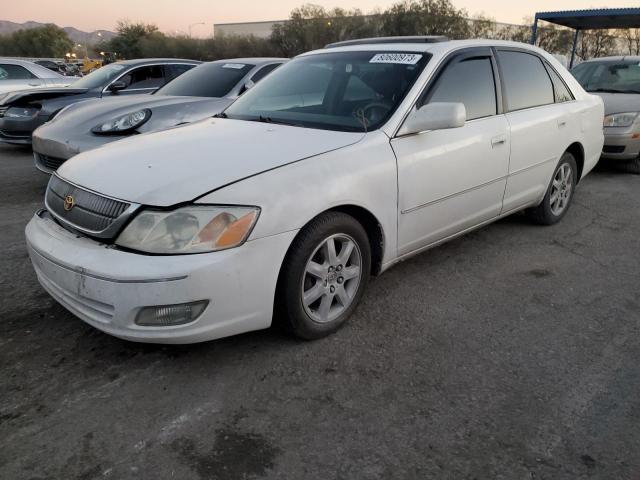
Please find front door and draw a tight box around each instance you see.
[392,48,510,255]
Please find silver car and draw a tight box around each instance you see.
[0,59,78,94]
[572,56,640,173]
[32,58,286,173]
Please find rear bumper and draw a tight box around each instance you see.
[26,210,297,344]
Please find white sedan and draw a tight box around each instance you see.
[25,38,604,343]
[0,59,77,95]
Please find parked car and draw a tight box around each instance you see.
[32,58,287,173]
[0,58,199,145]
[34,60,65,75]
[25,38,604,344]
[572,56,640,173]
[0,58,78,95]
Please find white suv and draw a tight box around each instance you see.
[25,38,604,343]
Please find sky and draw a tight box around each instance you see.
[3,0,639,36]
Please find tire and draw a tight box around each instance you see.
[527,152,578,225]
[276,211,371,340]
[621,157,640,174]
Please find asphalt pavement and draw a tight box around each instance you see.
[1,143,639,480]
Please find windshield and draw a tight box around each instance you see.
[572,60,640,94]
[156,62,254,98]
[71,63,127,89]
[224,51,430,132]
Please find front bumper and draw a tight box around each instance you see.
[0,114,47,145]
[32,122,125,170]
[601,131,640,161]
[26,210,297,344]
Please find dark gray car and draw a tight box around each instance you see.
[0,58,199,145]
[572,56,640,173]
[32,58,287,173]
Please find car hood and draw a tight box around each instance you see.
[0,87,88,105]
[52,94,232,132]
[592,92,640,116]
[57,118,365,206]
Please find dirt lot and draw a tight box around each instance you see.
[1,143,639,480]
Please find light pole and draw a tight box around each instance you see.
[188,22,205,38]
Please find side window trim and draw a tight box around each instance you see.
[417,47,502,118]
[494,47,557,113]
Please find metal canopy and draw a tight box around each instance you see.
[530,8,640,68]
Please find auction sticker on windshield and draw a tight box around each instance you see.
[223,63,246,69]
[370,53,422,65]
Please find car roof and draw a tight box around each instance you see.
[114,58,202,66]
[579,56,640,63]
[208,57,288,66]
[303,39,547,57]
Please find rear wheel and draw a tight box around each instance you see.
[276,212,371,340]
[527,152,577,225]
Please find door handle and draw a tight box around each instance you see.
[557,119,567,128]
[491,135,506,148]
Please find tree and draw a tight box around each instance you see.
[619,28,640,55]
[270,4,380,56]
[104,20,161,59]
[575,29,616,61]
[379,0,470,39]
[0,24,73,57]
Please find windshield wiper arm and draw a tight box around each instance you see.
[213,112,227,118]
[256,115,302,127]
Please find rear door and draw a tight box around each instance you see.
[496,49,573,213]
[392,48,510,255]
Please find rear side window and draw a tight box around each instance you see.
[0,64,36,80]
[498,51,554,111]
[546,65,574,103]
[425,56,497,120]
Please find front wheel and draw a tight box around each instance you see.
[276,212,371,340]
[527,152,578,225]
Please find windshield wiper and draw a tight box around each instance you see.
[213,112,227,118]
[587,88,634,94]
[255,115,302,128]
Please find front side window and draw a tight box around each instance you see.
[571,60,640,94]
[498,51,554,111]
[0,64,36,80]
[157,62,255,98]
[119,65,165,90]
[423,56,497,120]
[250,63,281,84]
[225,51,431,132]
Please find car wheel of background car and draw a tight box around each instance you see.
[276,211,371,340]
[527,152,578,226]
[621,157,640,174]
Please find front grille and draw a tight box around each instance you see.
[45,175,138,239]
[35,152,66,172]
[603,145,625,154]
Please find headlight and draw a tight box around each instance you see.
[116,205,260,254]
[5,107,39,118]
[92,109,151,134]
[603,112,638,128]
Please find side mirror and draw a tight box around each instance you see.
[108,81,127,93]
[398,102,466,136]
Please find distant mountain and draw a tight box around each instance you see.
[0,20,116,43]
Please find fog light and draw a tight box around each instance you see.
[135,300,208,327]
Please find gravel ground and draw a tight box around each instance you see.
[1,143,639,480]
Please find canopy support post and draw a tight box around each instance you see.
[570,28,580,68]
[530,15,539,45]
